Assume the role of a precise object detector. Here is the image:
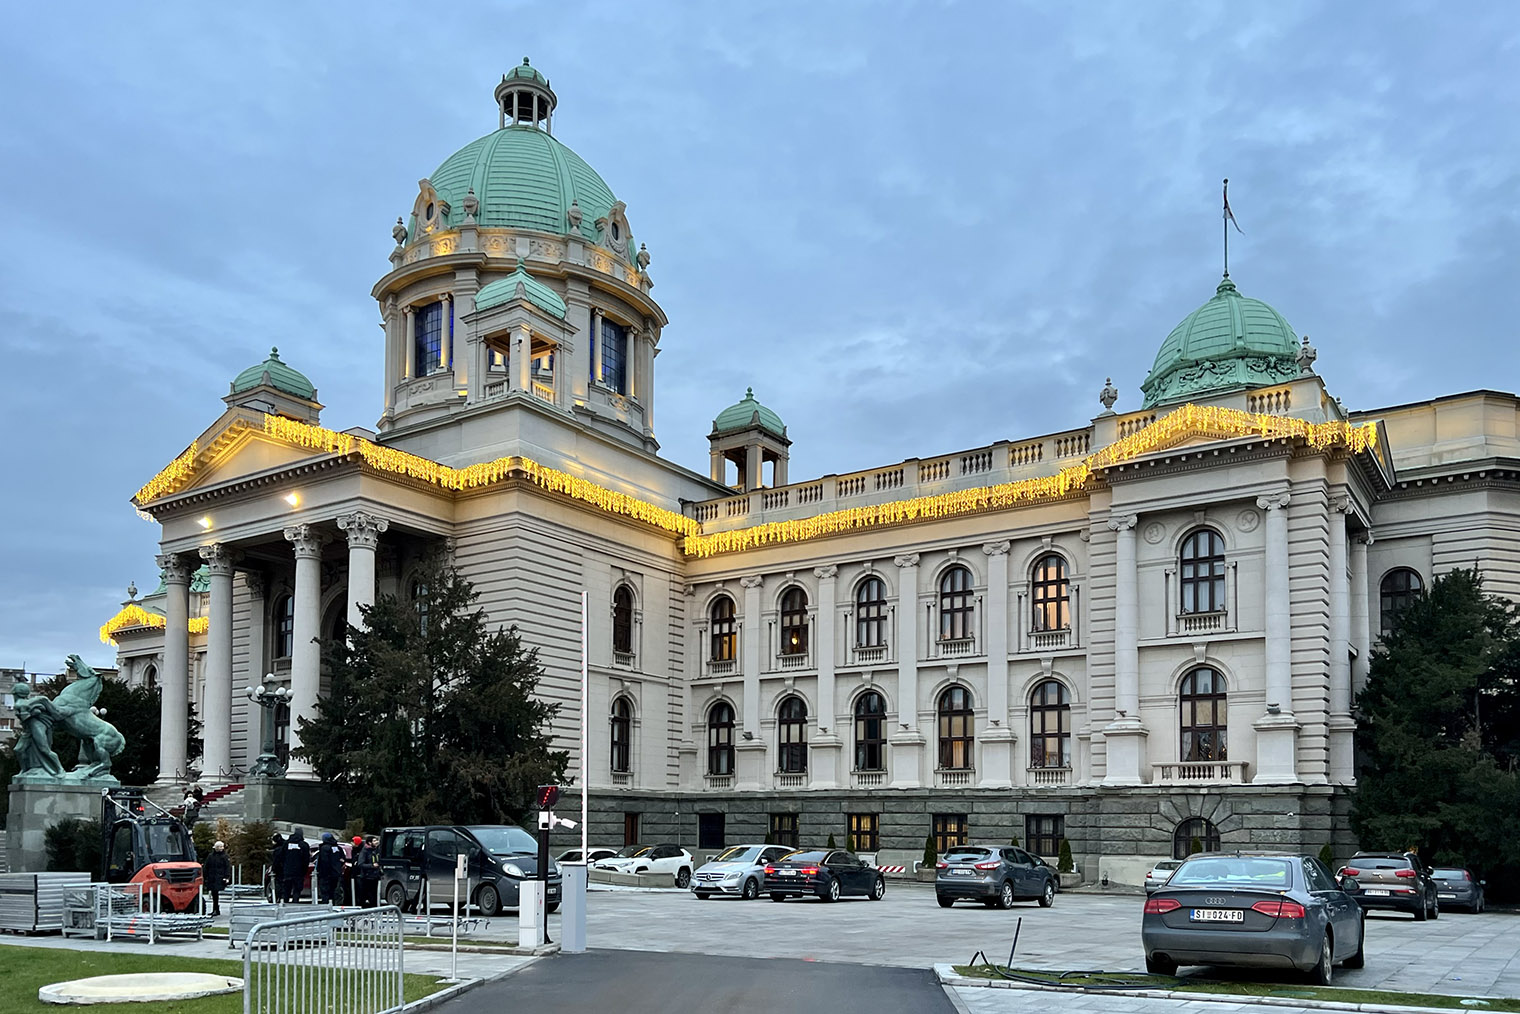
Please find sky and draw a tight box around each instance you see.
[1,1,1517,670]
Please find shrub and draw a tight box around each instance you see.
[763,830,776,845]
[1058,839,1074,874]
[1190,835,1203,855]
[230,820,274,884]
[45,818,101,878]
[1318,842,1335,868]
[1010,836,1020,847]
[191,821,216,861]
[923,834,937,870]
[825,833,837,849]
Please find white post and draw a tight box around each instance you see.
[157,553,192,785]
[581,591,589,860]
[199,543,238,780]
[337,511,388,632]
[283,524,328,779]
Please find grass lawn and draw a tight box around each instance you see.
[0,944,448,1014]
[953,964,1520,1010]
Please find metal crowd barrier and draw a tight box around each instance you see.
[242,905,405,1014]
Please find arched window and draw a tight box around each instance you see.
[939,566,974,641]
[1029,680,1071,769]
[854,692,886,772]
[707,702,735,776]
[777,696,808,773]
[1031,555,1070,632]
[612,586,635,656]
[142,664,158,690]
[1173,817,1222,860]
[710,597,736,662]
[1380,568,1424,636]
[779,587,809,656]
[597,317,628,395]
[937,686,975,770]
[410,579,430,636]
[1179,529,1227,614]
[610,697,632,774]
[413,300,446,376]
[1179,667,1227,762]
[273,595,295,659]
[855,577,887,647]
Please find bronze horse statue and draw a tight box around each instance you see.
[56,654,126,780]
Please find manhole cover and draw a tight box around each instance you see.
[40,973,243,1005]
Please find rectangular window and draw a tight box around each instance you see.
[933,814,968,854]
[413,301,443,376]
[599,318,628,394]
[698,813,725,850]
[770,813,799,849]
[1025,815,1064,859]
[623,812,640,847]
[847,813,879,853]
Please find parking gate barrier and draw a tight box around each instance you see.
[242,904,404,1014]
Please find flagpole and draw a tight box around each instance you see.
[580,590,588,862]
[1223,178,1230,278]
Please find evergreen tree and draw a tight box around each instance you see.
[296,563,569,829]
[1352,569,1520,890]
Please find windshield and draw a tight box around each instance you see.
[944,848,992,862]
[1168,857,1292,889]
[1431,869,1466,881]
[616,845,652,858]
[779,850,826,863]
[1352,857,1412,870]
[465,826,537,856]
[147,823,190,862]
[714,846,761,863]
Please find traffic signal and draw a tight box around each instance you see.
[535,784,561,810]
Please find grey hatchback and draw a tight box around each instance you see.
[1142,852,1365,985]
[936,844,1056,909]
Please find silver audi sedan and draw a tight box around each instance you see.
[1141,852,1366,985]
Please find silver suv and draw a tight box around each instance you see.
[691,844,794,900]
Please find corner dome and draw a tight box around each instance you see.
[475,259,567,319]
[713,388,785,437]
[231,348,316,400]
[1140,276,1302,409]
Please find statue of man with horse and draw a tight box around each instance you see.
[13,654,127,784]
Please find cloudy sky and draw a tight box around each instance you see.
[2,2,1517,669]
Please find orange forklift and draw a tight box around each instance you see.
[100,788,203,912]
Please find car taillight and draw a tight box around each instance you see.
[1252,899,1306,918]
[1394,869,1417,879]
[801,867,819,875]
[1340,868,1359,876]
[1464,871,1473,882]
[974,861,1000,870]
[764,866,775,874]
[936,862,948,870]
[1143,898,1180,914]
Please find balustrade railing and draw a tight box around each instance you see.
[776,652,811,671]
[936,769,974,787]
[937,637,977,658]
[1179,611,1227,634]
[1030,629,1071,651]
[613,651,637,669]
[1152,760,1249,784]
[707,659,737,677]
[852,771,886,788]
[852,645,888,664]
[774,772,808,788]
[706,774,734,790]
[1027,767,1072,787]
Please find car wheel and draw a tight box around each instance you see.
[742,878,759,901]
[1145,955,1177,976]
[694,892,711,900]
[1343,912,1366,969]
[998,883,1015,910]
[1307,932,1334,986]
[475,883,501,918]
[1414,897,1428,921]
[770,893,785,902]
[936,895,954,908]
[675,868,692,889]
[820,878,841,903]
[1039,880,1056,908]
[384,882,408,911]
[1430,896,1439,920]
[869,876,885,901]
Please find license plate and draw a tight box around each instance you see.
[1190,908,1243,922]
[1439,894,1456,899]
[1364,889,1390,896]
[951,869,975,876]
[778,870,796,877]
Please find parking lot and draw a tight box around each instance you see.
[561,883,1520,997]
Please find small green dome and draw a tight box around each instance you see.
[475,259,567,318]
[714,388,785,437]
[504,57,548,86]
[231,348,316,400]
[418,125,624,244]
[1140,276,1302,409]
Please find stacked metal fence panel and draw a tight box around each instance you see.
[243,906,405,1014]
[0,872,90,933]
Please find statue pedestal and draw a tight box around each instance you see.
[6,782,110,875]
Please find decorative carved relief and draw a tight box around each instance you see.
[1142,522,1166,545]
[1236,509,1260,533]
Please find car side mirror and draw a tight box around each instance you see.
[1481,879,1488,886]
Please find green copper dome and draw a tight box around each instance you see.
[504,57,548,86]
[1140,276,1302,409]
[417,126,624,244]
[475,259,567,318]
[231,348,316,400]
[714,388,786,437]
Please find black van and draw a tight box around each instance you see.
[378,825,561,917]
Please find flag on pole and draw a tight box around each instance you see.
[1223,178,1243,234]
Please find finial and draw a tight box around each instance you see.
[523,56,531,66]
[636,242,650,270]
[1098,377,1118,413]
[126,581,137,601]
[1297,334,1318,376]
[462,188,478,223]
[269,347,281,361]
[567,200,582,231]
[515,256,528,271]
[745,386,754,399]
[392,216,408,246]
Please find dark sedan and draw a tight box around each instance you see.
[936,845,1056,909]
[763,849,886,902]
[1142,852,1365,985]
[1431,868,1486,913]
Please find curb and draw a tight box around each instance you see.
[932,964,1508,1014]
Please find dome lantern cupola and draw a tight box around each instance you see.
[226,347,321,423]
[494,58,557,133]
[709,388,791,491]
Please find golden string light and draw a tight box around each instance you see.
[133,442,198,504]
[99,606,210,645]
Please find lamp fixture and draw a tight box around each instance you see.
[283,492,300,507]
[197,517,212,530]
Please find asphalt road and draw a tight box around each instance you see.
[452,950,956,1013]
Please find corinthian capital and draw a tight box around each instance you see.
[894,553,920,569]
[284,524,329,559]
[1107,514,1138,533]
[337,510,390,550]
[156,552,192,584]
[982,541,1011,557]
[1255,491,1292,512]
[813,565,838,581]
[198,543,241,575]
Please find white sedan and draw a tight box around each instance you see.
[593,844,695,887]
[557,846,618,865]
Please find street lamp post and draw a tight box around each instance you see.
[244,677,290,779]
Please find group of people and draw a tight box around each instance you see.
[199,828,385,916]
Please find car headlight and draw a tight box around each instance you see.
[502,862,525,878]
[723,873,741,882]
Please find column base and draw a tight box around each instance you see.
[1100,718,1148,786]
[889,731,926,789]
[1252,713,1302,784]
[978,727,1017,788]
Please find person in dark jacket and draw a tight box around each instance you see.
[203,840,232,916]
[279,828,311,903]
[354,835,382,908]
[315,832,346,904]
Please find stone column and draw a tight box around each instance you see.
[739,575,764,739]
[513,323,532,393]
[1253,491,1300,783]
[243,571,268,770]
[198,543,239,781]
[980,541,1015,787]
[812,565,842,788]
[1328,497,1356,784]
[591,309,605,384]
[440,293,453,371]
[891,554,925,787]
[745,445,762,492]
[283,524,328,779]
[382,298,399,417]
[1103,514,1146,785]
[157,553,192,786]
[337,511,389,632]
[403,307,415,380]
[1351,532,1372,698]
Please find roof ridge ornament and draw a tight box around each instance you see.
[1098,377,1118,414]
[1297,335,1318,376]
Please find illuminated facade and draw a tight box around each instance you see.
[112,67,1520,878]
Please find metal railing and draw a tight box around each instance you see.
[243,905,405,1014]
